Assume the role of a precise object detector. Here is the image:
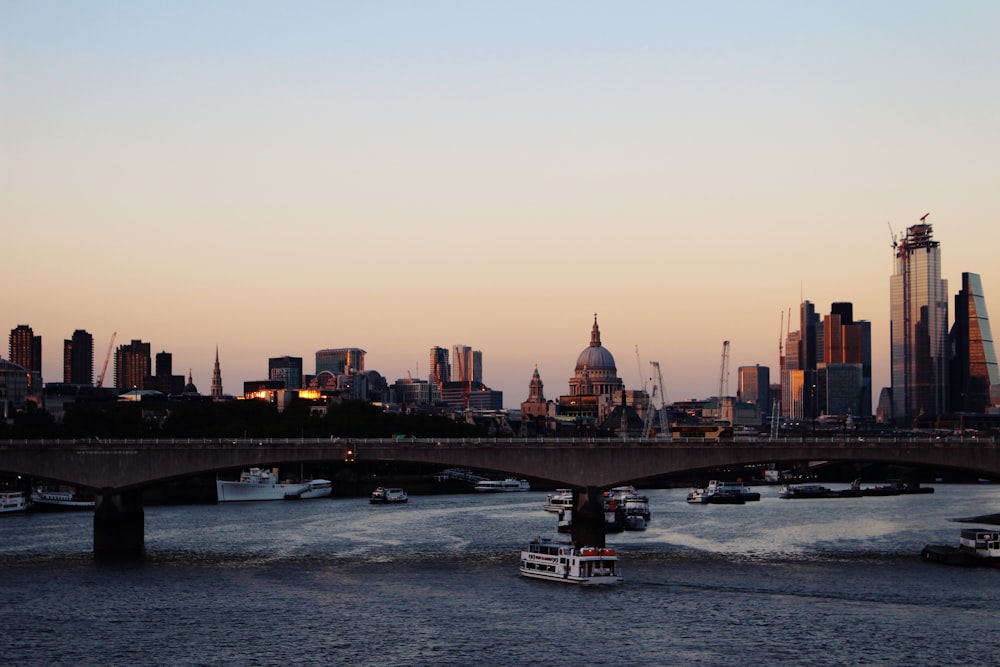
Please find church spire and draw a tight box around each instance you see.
[590,313,601,348]
[211,346,223,398]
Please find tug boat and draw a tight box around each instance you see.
[922,528,1000,567]
[520,538,623,585]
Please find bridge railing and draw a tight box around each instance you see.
[1,435,997,448]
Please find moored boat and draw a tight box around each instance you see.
[922,528,1000,567]
[519,538,623,585]
[216,467,310,502]
[544,489,574,512]
[686,488,707,504]
[285,479,333,500]
[370,487,408,504]
[0,491,27,514]
[704,480,760,504]
[29,487,96,511]
[474,478,531,492]
[778,483,860,499]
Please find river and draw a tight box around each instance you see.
[2,482,999,666]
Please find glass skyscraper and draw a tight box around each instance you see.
[890,221,949,422]
[949,272,999,413]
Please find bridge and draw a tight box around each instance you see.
[3,435,999,557]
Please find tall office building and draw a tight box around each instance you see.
[428,346,450,387]
[738,365,770,407]
[316,348,365,376]
[452,345,472,383]
[890,220,949,422]
[949,272,999,413]
[269,355,303,389]
[115,339,151,390]
[63,329,94,385]
[9,324,41,373]
[821,304,872,417]
[9,324,42,392]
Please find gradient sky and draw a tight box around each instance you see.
[3,1,999,408]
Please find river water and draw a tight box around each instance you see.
[2,483,999,666]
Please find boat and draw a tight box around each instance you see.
[704,480,761,504]
[623,501,647,530]
[544,489,574,512]
[778,483,860,499]
[894,482,935,494]
[216,467,311,502]
[686,488,707,504]
[608,486,651,522]
[284,478,333,500]
[29,486,96,511]
[473,478,531,492]
[519,537,623,585]
[556,502,626,534]
[922,528,1000,567]
[0,491,27,514]
[370,487,408,504]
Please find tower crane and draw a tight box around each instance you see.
[96,331,116,388]
[651,360,671,440]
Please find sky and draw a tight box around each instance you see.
[2,1,999,408]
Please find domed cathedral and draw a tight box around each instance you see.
[558,315,625,423]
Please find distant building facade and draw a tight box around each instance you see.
[63,329,93,385]
[316,348,365,376]
[269,355,304,389]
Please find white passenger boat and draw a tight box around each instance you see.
[922,528,1000,567]
[216,468,310,502]
[29,487,96,511]
[686,488,707,504]
[544,489,573,512]
[474,478,531,492]
[370,487,408,503]
[520,538,623,585]
[0,491,27,514]
[285,479,333,500]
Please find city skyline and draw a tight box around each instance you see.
[3,2,999,408]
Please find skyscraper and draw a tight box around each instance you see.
[949,272,999,413]
[9,324,41,373]
[115,339,151,390]
[428,346,450,387]
[63,329,94,385]
[890,220,949,422]
[9,324,42,392]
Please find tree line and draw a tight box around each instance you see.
[0,399,485,440]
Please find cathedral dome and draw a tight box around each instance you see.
[575,316,617,372]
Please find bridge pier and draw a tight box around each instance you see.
[93,489,144,559]
[570,486,606,549]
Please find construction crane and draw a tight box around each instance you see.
[717,340,730,423]
[96,331,116,388]
[651,360,671,440]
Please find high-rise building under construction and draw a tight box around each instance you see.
[890,219,949,423]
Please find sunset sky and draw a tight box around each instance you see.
[3,1,999,408]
